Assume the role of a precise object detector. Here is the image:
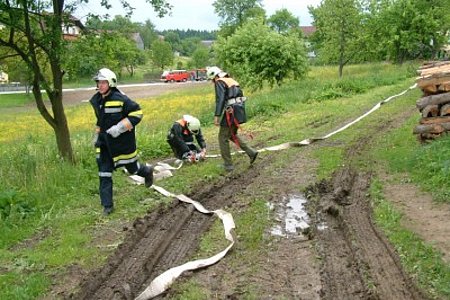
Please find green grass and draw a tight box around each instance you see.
[0,93,37,108]
[370,179,450,298]
[371,114,450,203]
[1,61,449,299]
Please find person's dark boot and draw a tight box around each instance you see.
[103,206,114,216]
[250,151,258,164]
[223,164,234,172]
[145,165,154,187]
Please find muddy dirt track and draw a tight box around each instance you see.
[63,84,432,300]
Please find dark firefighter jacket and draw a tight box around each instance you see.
[90,88,143,167]
[214,77,247,126]
[167,119,206,158]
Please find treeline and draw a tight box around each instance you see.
[158,29,216,41]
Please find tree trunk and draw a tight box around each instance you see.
[421,104,439,118]
[420,116,450,124]
[440,104,450,116]
[413,123,450,134]
[53,110,74,163]
[51,91,74,163]
[32,73,74,163]
[416,92,450,110]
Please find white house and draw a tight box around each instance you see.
[0,71,9,83]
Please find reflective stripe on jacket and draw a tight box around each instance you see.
[90,88,143,167]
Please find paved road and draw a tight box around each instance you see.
[1,81,209,111]
[63,81,208,107]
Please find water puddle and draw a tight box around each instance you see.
[269,194,328,238]
[269,194,310,238]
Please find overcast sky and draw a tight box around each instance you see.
[75,0,321,31]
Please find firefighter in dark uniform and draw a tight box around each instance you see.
[207,66,258,172]
[167,115,207,162]
[90,68,153,215]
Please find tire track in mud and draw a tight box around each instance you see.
[69,166,261,300]
[309,106,428,300]
[70,100,429,299]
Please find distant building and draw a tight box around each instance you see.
[61,15,85,41]
[200,40,214,48]
[131,32,144,50]
[300,26,316,38]
[300,26,317,59]
[0,71,9,84]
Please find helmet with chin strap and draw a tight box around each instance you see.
[206,66,227,80]
[93,68,117,88]
[183,115,201,135]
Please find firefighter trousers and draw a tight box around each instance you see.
[218,124,256,167]
[97,147,150,209]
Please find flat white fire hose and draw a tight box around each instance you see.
[131,83,417,300]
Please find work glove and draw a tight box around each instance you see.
[106,118,133,138]
[92,126,100,147]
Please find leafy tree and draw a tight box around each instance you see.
[213,19,308,90]
[366,0,450,63]
[309,0,364,77]
[0,0,170,162]
[113,35,147,76]
[163,30,182,52]
[213,0,264,36]
[189,46,210,69]
[151,39,173,70]
[0,54,32,93]
[159,29,217,40]
[86,15,139,35]
[180,37,202,56]
[63,32,127,80]
[267,8,299,34]
[139,20,159,50]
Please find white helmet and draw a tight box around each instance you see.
[207,66,227,79]
[183,115,201,135]
[94,68,117,87]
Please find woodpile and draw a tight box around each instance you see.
[414,61,450,141]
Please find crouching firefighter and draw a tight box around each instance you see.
[90,68,154,216]
[207,66,258,172]
[167,115,207,163]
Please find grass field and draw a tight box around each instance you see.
[1,62,449,299]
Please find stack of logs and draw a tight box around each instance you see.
[414,61,450,142]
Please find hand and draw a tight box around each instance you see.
[214,116,219,126]
[92,132,99,147]
[92,126,100,147]
[200,149,206,159]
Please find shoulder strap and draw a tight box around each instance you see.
[217,77,239,87]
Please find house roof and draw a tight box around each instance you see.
[300,26,316,37]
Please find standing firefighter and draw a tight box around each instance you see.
[167,115,207,163]
[207,66,258,172]
[90,68,153,216]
